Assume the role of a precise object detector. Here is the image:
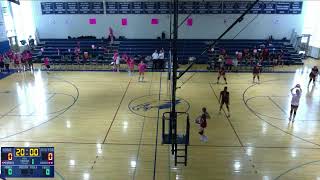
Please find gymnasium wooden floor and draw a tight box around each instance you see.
[0,60,320,180]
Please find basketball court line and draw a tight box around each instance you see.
[54,170,65,180]
[268,96,288,114]
[132,71,154,180]
[246,96,320,121]
[102,79,132,143]
[242,80,320,147]
[0,71,15,80]
[210,83,260,175]
[90,79,132,170]
[274,160,320,180]
[0,93,76,117]
[209,83,243,147]
[4,140,320,150]
[0,91,56,119]
[0,76,79,140]
[153,72,163,180]
[132,116,147,180]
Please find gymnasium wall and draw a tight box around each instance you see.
[31,0,305,40]
[0,3,9,53]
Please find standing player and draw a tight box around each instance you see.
[13,53,21,72]
[138,61,147,82]
[289,84,302,122]
[217,67,227,84]
[0,55,4,72]
[219,86,230,117]
[195,107,210,142]
[252,65,261,83]
[113,51,120,72]
[3,54,10,73]
[128,57,135,76]
[308,66,319,86]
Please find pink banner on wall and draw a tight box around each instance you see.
[121,18,128,26]
[187,18,193,26]
[89,18,96,25]
[151,18,159,25]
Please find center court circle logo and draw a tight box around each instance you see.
[128,94,190,118]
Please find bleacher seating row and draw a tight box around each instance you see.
[31,38,303,70]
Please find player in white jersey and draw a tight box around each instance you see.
[289,84,302,122]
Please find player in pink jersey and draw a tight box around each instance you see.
[122,54,130,75]
[128,57,135,76]
[13,53,21,72]
[138,61,147,82]
[43,57,50,71]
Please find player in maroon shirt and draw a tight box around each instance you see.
[252,65,261,83]
[308,66,319,86]
[217,67,227,84]
[219,86,230,117]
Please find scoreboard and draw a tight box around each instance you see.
[1,147,54,178]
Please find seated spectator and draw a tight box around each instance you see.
[236,51,243,63]
[277,49,284,66]
[83,52,89,62]
[262,48,269,61]
[220,48,226,57]
[253,47,258,59]
[74,47,81,63]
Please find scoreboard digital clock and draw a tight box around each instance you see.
[1,147,54,178]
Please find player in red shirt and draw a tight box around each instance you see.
[195,107,210,142]
[308,66,319,86]
[219,86,230,117]
[252,65,261,83]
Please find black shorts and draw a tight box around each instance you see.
[221,100,229,105]
[46,65,50,69]
[0,62,4,68]
[309,73,316,79]
[291,105,298,109]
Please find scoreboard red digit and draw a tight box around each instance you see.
[1,147,54,178]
